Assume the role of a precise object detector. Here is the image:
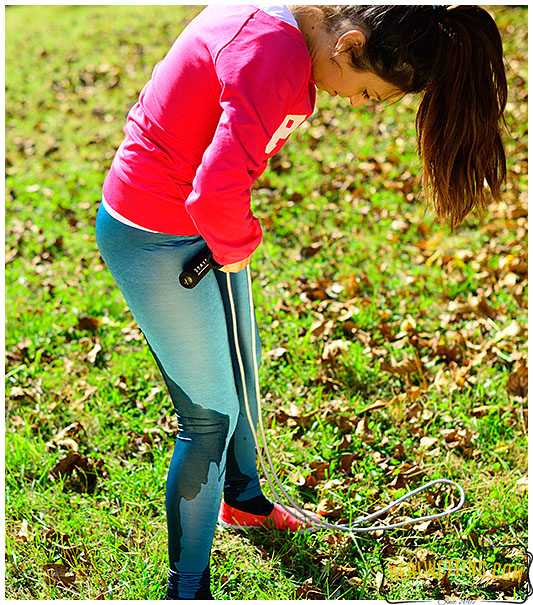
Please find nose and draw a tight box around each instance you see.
[349,96,368,108]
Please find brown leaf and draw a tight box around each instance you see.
[51,451,83,478]
[462,531,481,549]
[316,498,343,519]
[309,318,334,341]
[337,433,353,451]
[126,430,156,460]
[378,322,396,341]
[50,451,97,493]
[299,242,323,259]
[304,474,318,489]
[342,319,357,336]
[298,277,332,302]
[381,356,427,377]
[339,452,357,474]
[476,567,527,592]
[8,385,39,403]
[449,294,498,319]
[436,343,462,363]
[296,578,326,600]
[387,473,408,490]
[440,427,474,455]
[75,316,99,332]
[309,460,328,480]
[433,364,467,392]
[438,571,452,592]
[405,401,422,421]
[43,563,77,588]
[506,364,528,398]
[394,443,406,459]
[387,461,424,490]
[320,559,360,583]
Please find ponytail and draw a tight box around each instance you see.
[416,6,508,229]
[318,5,508,228]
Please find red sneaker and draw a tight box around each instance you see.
[218,500,320,533]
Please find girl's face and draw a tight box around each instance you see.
[311,28,401,108]
[314,55,400,108]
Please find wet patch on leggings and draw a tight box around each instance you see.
[148,345,229,567]
[224,443,254,499]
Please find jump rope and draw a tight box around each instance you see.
[179,248,465,533]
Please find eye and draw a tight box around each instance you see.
[362,89,371,100]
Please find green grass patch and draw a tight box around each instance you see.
[6,4,528,600]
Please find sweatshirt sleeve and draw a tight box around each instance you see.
[184,23,312,266]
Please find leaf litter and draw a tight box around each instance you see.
[4,4,528,601]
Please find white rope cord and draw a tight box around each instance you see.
[225,268,465,533]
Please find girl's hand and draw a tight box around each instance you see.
[219,255,252,273]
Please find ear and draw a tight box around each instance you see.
[335,28,367,54]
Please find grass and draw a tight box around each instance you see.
[5,4,528,601]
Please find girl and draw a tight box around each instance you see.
[95,5,507,600]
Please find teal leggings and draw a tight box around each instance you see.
[95,202,263,598]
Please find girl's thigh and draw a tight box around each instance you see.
[96,204,239,421]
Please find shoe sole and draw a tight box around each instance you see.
[217,518,317,535]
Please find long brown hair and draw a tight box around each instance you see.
[319,5,508,229]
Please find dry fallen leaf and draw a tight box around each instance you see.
[50,451,97,493]
[17,519,30,542]
[45,422,85,452]
[86,343,102,364]
[381,356,428,378]
[506,364,528,398]
[355,416,375,445]
[296,577,326,600]
[317,497,343,519]
[75,316,99,332]
[415,548,436,562]
[440,427,475,456]
[321,339,350,365]
[266,346,289,359]
[476,567,527,592]
[43,563,77,588]
[309,460,329,481]
[420,436,439,450]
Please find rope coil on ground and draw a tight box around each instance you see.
[226,267,465,533]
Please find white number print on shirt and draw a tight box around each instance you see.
[265,114,307,154]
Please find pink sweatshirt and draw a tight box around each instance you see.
[103,5,316,265]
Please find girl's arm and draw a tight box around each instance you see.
[184,26,313,266]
